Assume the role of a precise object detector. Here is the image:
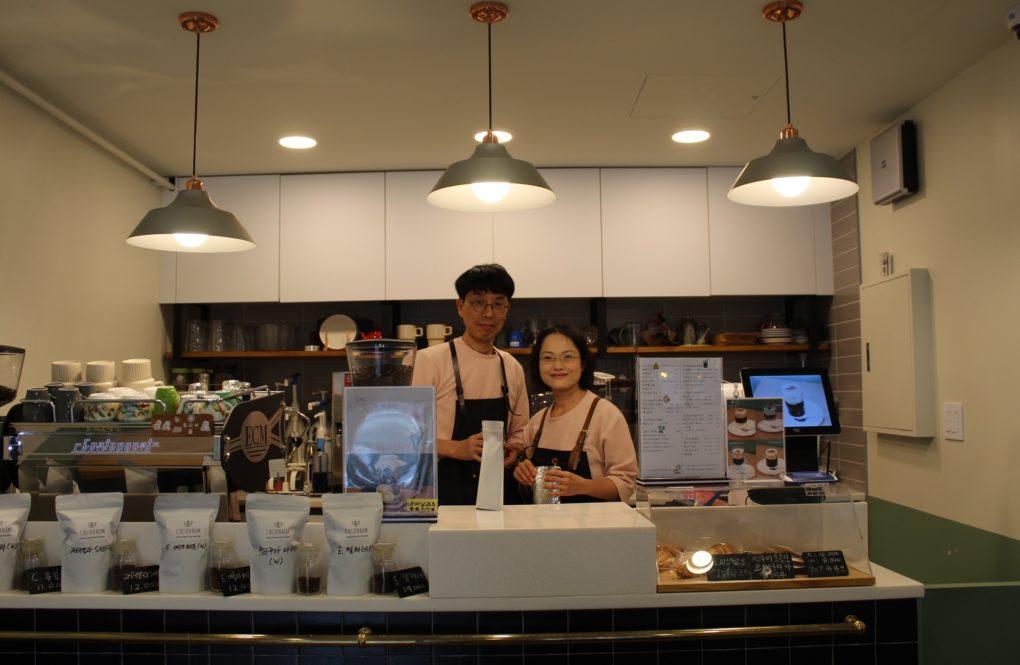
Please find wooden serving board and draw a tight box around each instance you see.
[656,565,875,593]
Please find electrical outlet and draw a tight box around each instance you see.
[942,402,964,441]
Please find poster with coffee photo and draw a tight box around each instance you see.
[724,398,785,481]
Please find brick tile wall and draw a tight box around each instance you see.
[825,151,867,493]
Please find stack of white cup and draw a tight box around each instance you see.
[118,358,157,392]
[51,360,83,385]
[85,360,116,392]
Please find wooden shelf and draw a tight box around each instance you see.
[179,350,347,359]
[170,343,828,360]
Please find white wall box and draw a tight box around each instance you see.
[707,167,829,295]
[600,168,711,297]
[385,171,493,300]
[493,169,603,298]
[175,175,282,303]
[860,268,935,437]
[280,173,386,302]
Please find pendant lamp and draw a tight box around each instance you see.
[728,1,858,207]
[427,2,555,213]
[128,12,254,252]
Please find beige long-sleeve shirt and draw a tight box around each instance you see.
[412,337,529,450]
[522,390,638,501]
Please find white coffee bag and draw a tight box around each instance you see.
[0,494,31,592]
[154,494,220,594]
[245,493,309,595]
[55,492,123,593]
[323,492,383,596]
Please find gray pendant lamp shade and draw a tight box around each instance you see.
[727,130,859,207]
[127,179,255,252]
[728,0,858,207]
[127,12,254,253]
[428,140,556,212]
[429,2,555,213]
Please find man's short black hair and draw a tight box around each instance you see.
[529,325,596,392]
[455,264,515,300]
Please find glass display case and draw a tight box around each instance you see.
[637,482,873,592]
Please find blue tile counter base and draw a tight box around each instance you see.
[0,599,917,665]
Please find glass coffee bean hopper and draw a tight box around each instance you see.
[0,346,26,408]
[346,339,417,387]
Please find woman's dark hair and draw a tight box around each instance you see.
[454,264,515,300]
[529,325,596,392]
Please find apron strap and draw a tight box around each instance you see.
[449,340,467,417]
[497,353,510,438]
[530,406,551,452]
[568,396,601,472]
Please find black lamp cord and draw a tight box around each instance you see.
[487,22,493,133]
[781,20,791,126]
[192,31,201,178]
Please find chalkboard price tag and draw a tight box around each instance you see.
[750,552,795,580]
[706,553,752,581]
[218,566,251,597]
[26,566,62,594]
[803,550,849,578]
[122,565,160,594]
[391,567,429,598]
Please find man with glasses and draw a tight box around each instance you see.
[412,264,529,505]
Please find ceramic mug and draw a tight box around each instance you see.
[396,324,423,341]
[426,324,453,340]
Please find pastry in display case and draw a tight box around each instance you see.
[641,483,873,592]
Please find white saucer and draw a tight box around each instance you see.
[757,418,784,433]
[727,421,757,437]
[319,314,358,350]
[784,399,824,426]
[727,463,757,480]
[756,458,786,476]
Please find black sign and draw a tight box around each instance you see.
[803,550,850,578]
[391,567,429,598]
[750,552,796,580]
[221,393,285,492]
[26,566,62,594]
[706,553,752,581]
[121,565,160,594]
[218,566,251,597]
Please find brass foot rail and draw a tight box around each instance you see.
[0,615,864,646]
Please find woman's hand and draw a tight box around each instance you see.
[543,468,591,498]
[513,459,537,486]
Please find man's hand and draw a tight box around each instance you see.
[441,433,484,462]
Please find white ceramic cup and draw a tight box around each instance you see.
[426,324,453,340]
[85,360,116,384]
[396,324,424,340]
[51,360,83,384]
[119,358,153,384]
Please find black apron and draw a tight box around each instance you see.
[439,341,520,506]
[527,395,604,503]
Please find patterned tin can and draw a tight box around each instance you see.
[533,465,561,504]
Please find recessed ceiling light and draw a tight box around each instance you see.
[279,136,317,149]
[672,130,711,144]
[474,130,513,143]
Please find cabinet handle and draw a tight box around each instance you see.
[865,342,871,372]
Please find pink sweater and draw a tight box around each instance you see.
[523,391,638,501]
[412,336,529,449]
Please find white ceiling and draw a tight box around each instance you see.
[0,0,1012,177]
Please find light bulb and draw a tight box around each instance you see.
[771,176,811,198]
[671,129,711,144]
[471,181,511,203]
[278,136,317,149]
[174,233,209,248]
[690,550,713,568]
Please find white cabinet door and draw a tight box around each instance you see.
[492,169,603,298]
[176,175,281,303]
[280,173,385,302]
[707,167,822,295]
[601,168,710,297]
[385,171,493,300]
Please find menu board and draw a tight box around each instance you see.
[803,551,850,577]
[636,357,724,479]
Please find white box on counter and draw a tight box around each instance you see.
[428,503,657,599]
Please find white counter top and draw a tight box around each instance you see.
[0,563,921,612]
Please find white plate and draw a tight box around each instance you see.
[319,314,358,350]
[757,418,784,433]
[784,399,825,426]
[756,458,786,475]
[727,421,757,437]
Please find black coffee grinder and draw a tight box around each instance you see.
[0,346,26,491]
